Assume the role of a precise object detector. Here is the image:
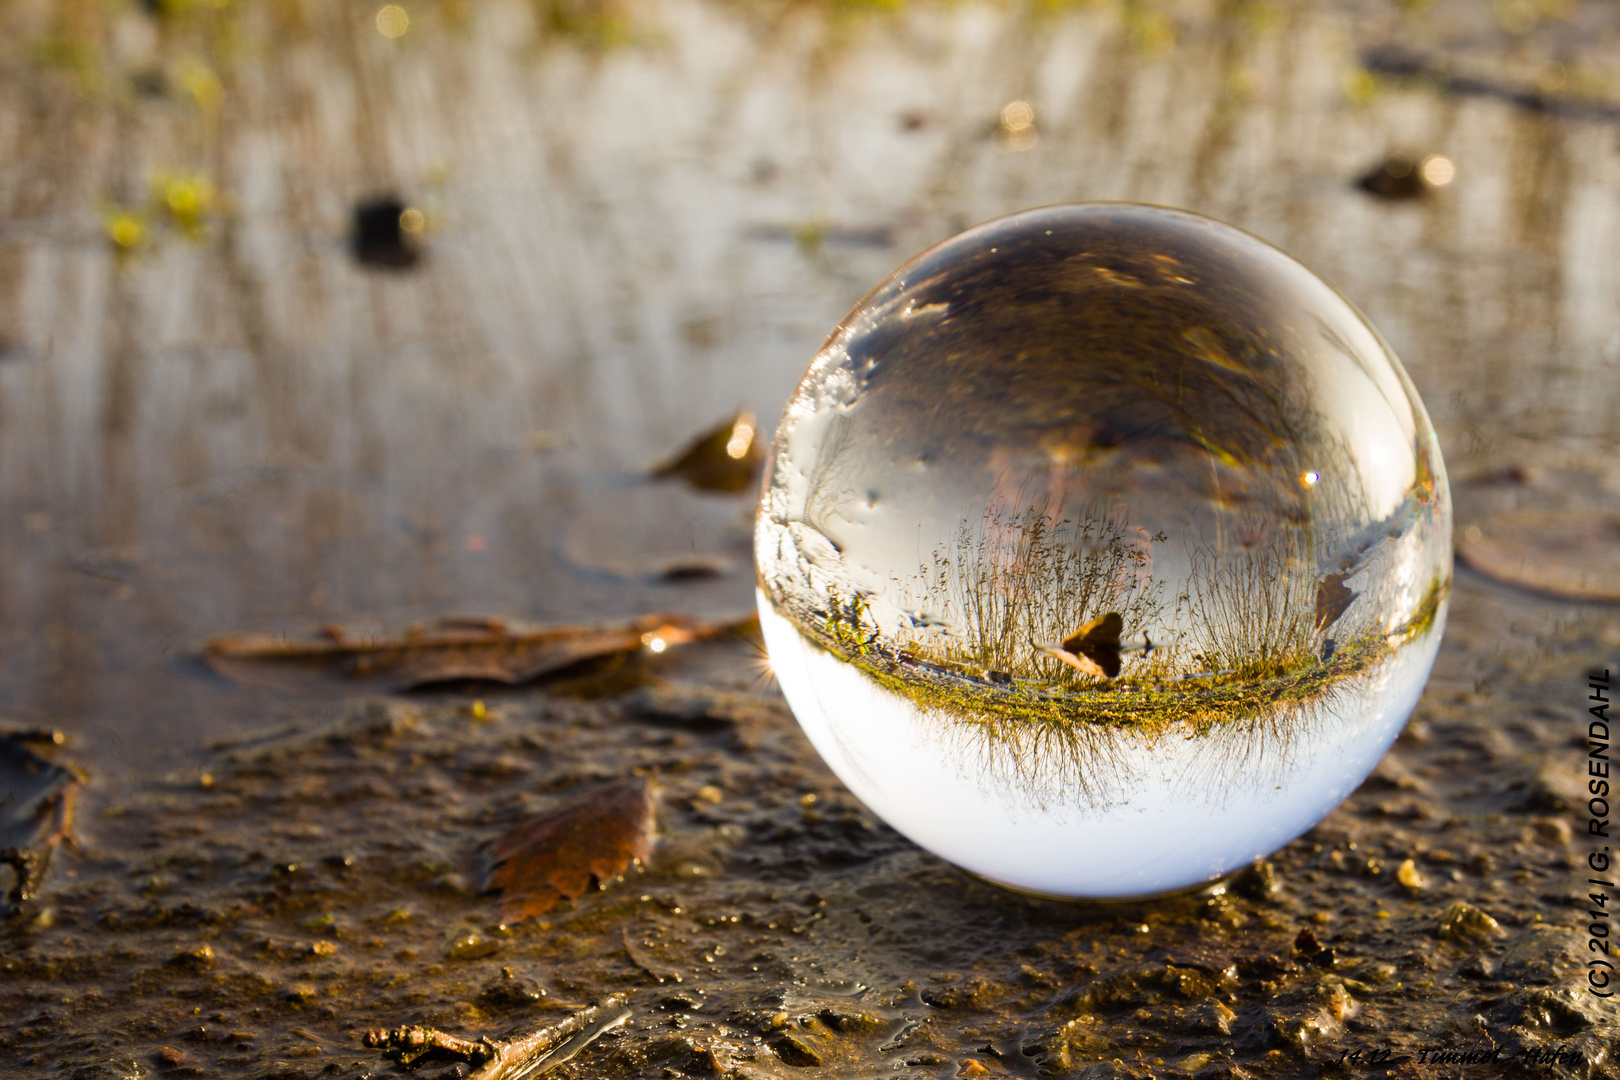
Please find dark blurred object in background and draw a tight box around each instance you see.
[353,195,422,268]
[1356,151,1456,200]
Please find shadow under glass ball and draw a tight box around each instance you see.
[755,202,1451,899]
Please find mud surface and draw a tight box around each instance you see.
[4,0,1620,1075]
[2,575,1617,1079]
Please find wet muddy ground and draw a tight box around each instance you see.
[2,576,1618,1079]
[4,0,1620,1075]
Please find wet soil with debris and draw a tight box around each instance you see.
[4,0,1620,1074]
[2,573,1616,1080]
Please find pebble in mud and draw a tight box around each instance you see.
[447,934,502,961]
[166,943,215,969]
[1437,901,1505,944]
[152,1045,186,1067]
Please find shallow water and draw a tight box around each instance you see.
[2,0,1620,782]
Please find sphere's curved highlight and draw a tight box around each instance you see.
[755,203,1451,898]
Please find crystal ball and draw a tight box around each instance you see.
[755,203,1450,898]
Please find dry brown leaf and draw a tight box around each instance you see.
[483,777,656,925]
[1314,572,1356,632]
[1457,509,1620,603]
[650,411,763,493]
[200,612,754,692]
[1035,611,1125,680]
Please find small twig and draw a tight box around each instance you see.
[362,1025,494,1065]
[365,994,630,1079]
[472,994,629,1080]
[43,780,77,854]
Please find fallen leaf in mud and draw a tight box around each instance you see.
[1456,508,1620,602]
[484,777,657,924]
[200,612,754,692]
[651,410,763,493]
[0,734,77,909]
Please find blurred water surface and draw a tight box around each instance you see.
[0,0,1618,774]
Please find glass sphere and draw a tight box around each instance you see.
[755,203,1450,898]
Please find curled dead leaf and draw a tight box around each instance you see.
[483,777,657,925]
[200,612,755,693]
[651,411,763,494]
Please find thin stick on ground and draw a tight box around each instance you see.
[364,993,631,1078]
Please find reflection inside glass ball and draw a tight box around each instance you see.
[755,203,1451,898]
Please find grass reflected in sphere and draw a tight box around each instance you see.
[756,203,1451,898]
